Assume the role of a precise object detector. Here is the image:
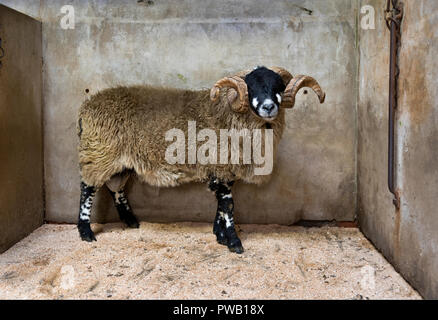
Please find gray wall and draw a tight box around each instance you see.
[2,0,438,300]
[0,5,44,253]
[358,0,438,299]
[1,0,358,225]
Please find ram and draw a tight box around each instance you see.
[77,66,325,254]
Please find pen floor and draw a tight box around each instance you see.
[0,221,421,300]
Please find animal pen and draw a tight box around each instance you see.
[0,0,436,300]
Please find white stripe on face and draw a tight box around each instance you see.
[263,98,274,105]
[276,93,282,104]
[252,97,259,108]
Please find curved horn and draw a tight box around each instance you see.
[282,75,326,108]
[269,66,293,85]
[210,76,249,113]
[234,69,252,79]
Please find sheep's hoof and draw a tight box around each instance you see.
[81,233,97,242]
[127,220,140,228]
[121,214,140,228]
[228,239,244,254]
[78,222,97,242]
[215,232,228,246]
[228,244,244,254]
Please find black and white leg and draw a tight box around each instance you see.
[108,189,139,228]
[105,171,139,228]
[213,209,228,245]
[78,181,97,242]
[208,177,244,254]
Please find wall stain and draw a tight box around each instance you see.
[393,192,401,262]
[399,9,434,125]
[137,0,155,6]
[177,73,188,83]
[287,17,303,32]
[292,5,313,16]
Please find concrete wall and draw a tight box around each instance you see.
[358,0,438,299]
[0,5,44,253]
[1,0,358,225]
[2,0,438,300]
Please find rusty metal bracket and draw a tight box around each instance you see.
[385,2,404,30]
[385,0,403,209]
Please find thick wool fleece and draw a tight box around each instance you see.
[77,85,285,188]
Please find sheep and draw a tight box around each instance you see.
[77,66,325,253]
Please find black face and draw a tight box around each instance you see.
[244,66,286,121]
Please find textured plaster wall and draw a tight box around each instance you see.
[3,0,438,300]
[1,0,358,225]
[358,0,438,299]
[0,5,44,253]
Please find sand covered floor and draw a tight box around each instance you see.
[0,222,421,299]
